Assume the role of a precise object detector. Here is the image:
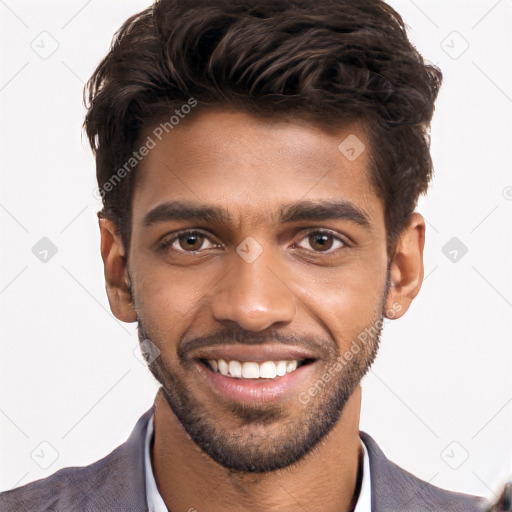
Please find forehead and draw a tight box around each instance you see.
[132,109,381,228]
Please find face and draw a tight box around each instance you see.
[100,109,424,473]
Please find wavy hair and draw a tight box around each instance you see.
[83,0,442,256]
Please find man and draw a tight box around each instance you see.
[0,0,492,510]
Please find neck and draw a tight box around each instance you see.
[152,385,363,512]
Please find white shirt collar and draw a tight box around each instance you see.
[354,439,372,512]
[144,412,372,512]
[144,413,169,512]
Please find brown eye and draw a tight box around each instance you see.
[178,233,205,251]
[297,230,346,253]
[160,231,217,253]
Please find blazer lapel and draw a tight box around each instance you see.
[88,405,155,511]
[360,431,488,512]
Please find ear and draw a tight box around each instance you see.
[384,212,425,320]
[99,217,137,323]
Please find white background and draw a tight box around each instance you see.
[1,0,511,503]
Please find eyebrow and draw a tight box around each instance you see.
[142,199,372,230]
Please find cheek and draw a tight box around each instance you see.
[291,260,387,349]
[130,263,209,357]
[133,257,210,314]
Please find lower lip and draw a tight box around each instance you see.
[195,360,317,404]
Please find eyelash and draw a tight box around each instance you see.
[158,229,348,255]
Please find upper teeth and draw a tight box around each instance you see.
[206,359,300,379]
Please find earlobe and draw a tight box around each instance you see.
[99,217,137,323]
[384,212,425,319]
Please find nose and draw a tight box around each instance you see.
[209,246,297,332]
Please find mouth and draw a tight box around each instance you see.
[194,353,318,404]
[198,357,316,379]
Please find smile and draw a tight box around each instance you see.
[195,355,318,403]
[202,358,313,379]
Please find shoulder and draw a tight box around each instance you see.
[0,407,154,512]
[0,448,125,512]
[360,431,489,512]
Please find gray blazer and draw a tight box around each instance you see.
[0,406,489,511]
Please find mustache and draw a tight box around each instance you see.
[177,327,335,360]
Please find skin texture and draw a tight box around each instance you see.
[99,109,425,512]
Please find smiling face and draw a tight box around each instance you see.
[100,109,424,473]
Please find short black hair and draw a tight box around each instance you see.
[83,0,442,257]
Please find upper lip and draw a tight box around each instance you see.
[191,344,318,363]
